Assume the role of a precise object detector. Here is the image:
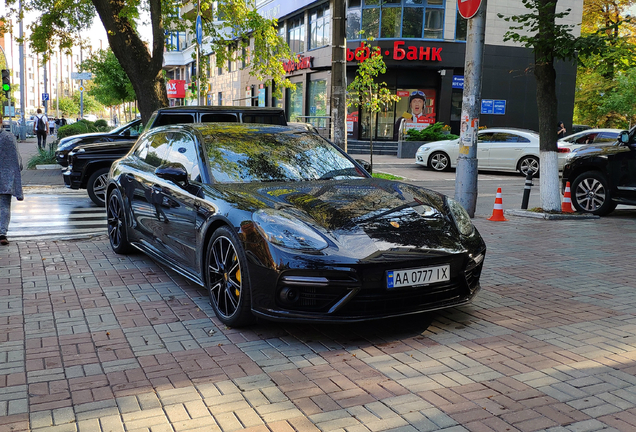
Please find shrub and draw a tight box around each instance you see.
[27,146,57,169]
[56,119,111,140]
[94,119,108,128]
[405,122,459,142]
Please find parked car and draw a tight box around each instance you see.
[561,129,636,215]
[415,128,543,175]
[63,106,289,206]
[557,128,621,170]
[55,119,144,167]
[105,123,486,326]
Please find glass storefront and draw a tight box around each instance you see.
[287,83,304,122]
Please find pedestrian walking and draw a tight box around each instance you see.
[0,118,24,245]
[33,108,48,150]
[48,117,56,135]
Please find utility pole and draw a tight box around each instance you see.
[43,60,48,115]
[80,41,84,119]
[18,0,26,140]
[454,0,487,217]
[330,0,346,150]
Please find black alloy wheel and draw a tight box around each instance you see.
[107,189,133,254]
[206,227,254,327]
[518,156,539,176]
[571,171,617,216]
[428,152,450,171]
[87,167,110,207]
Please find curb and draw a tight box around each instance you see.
[505,209,600,220]
[35,164,61,170]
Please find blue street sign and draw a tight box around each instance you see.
[481,99,493,114]
[196,15,203,44]
[452,75,464,89]
[42,93,49,101]
[493,100,506,115]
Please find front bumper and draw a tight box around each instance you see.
[62,169,82,190]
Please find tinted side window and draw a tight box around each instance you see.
[165,133,202,182]
[491,133,529,143]
[242,114,286,125]
[143,134,171,168]
[478,132,494,143]
[154,114,195,127]
[575,133,597,144]
[200,113,238,122]
[595,132,619,143]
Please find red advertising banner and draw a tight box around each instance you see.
[167,80,186,98]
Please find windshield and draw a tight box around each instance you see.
[203,130,367,183]
[112,120,141,134]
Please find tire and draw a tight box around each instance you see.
[518,156,539,176]
[107,189,134,254]
[428,152,451,171]
[571,171,617,216]
[87,167,110,207]
[206,227,254,327]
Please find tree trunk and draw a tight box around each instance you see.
[92,0,169,124]
[534,60,561,212]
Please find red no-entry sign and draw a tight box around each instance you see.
[458,0,482,19]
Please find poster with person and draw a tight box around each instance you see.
[394,89,436,139]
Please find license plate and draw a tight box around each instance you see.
[387,264,450,289]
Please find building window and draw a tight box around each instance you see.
[218,92,223,106]
[288,15,305,54]
[455,9,467,40]
[310,4,331,49]
[347,0,444,40]
[286,83,303,122]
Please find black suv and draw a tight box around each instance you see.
[56,119,145,167]
[561,129,636,215]
[63,106,288,206]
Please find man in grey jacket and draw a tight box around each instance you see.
[0,118,23,245]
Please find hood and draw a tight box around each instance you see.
[72,140,136,154]
[59,131,114,145]
[569,142,625,159]
[213,178,471,254]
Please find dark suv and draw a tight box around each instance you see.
[561,129,636,215]
[63,106,288,206]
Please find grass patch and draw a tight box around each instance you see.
[27,147,57,169]
[372,172,403,180]
[527,207,568,214]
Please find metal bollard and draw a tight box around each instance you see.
[521,170,534,209]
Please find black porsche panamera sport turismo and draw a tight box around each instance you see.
[106,123,486,326]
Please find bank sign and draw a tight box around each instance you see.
[347,41,443,63]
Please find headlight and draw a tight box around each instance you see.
[253,209,328,251]
[446,197,475,236]
[57,137,83,151]
[417,146,430,153]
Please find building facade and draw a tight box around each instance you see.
[163,0,583,144]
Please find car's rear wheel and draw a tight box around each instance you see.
[87,167,110,207]
[428,151,451,171]
[206,227,254,327]
[518,156,539,176]
[571,171,617,215]
[107,189,134,254]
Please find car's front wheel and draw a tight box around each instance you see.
[428,151,451,171]
[87,167,110,207]
[107,189,134,254]
[206,227,254,327]
[571,171,617,215]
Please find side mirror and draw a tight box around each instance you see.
[620,131,630,144]
[155,163,188,184]
[355,158,372,174]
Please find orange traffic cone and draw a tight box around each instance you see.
[488,187,508,221]
[561,181,575,213]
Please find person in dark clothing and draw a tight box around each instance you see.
[557,121,567,139]
[33,108,48,150]
[0,115,23,245]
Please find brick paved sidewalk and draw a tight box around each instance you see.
[2,216,636,432]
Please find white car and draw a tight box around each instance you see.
[415,128,542,175]
[557,128,622,168]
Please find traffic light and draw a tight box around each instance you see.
[1,69,10,97]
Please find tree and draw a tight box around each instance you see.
[499,0,586,211]
[81,48,136,109]
[3,0,293,124]
[346,38,400,173]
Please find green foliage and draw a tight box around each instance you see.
[404,122,459,142]
[56,119,110,140]
[54,97,79,117]
[82,49,136,107]
[372,172,403,180]
[27,147,56,169]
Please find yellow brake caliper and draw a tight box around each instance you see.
[234,256,241,297]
